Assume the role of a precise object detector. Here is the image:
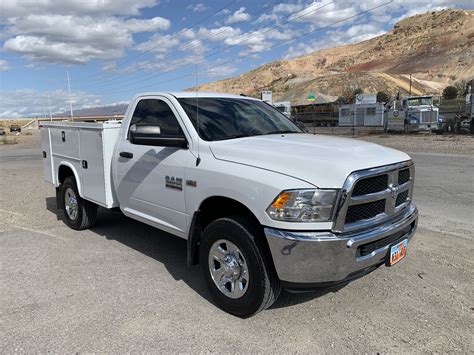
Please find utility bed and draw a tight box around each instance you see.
[40,121,122,208]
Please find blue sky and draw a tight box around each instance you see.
[0,0,472,117]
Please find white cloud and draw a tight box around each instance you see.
[289,2,358,27]
[197,26,242,42]
[0,89,100,117]
[3,14,170,64]
[333,23,386,43]
[255,2,305,24]
[274,3,304,14]
[102,63,117,72]
[223,27,299,56]
[225,7,251,25]
[205,65,238,78]
[135,33,181,55]
[186,3,208,12]
[0,59,9,71]
[283,23,386,59]
[0,0,160,21]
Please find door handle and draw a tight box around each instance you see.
[119,151,133,159]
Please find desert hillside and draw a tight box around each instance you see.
[192,9,474,104]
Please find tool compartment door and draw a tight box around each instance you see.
[79,129,106,206]
[40,127,54,184]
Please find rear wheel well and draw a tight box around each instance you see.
[58,165,75,185]
[188,196,267,267]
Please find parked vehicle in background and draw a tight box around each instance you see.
[10,124,21,133]
[0,127,5,135]
[386,96,439,132]
[40,92,418,317]
[436,113,471,134]
[272,101,291,118]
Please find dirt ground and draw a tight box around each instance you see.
[3,129,473,154]
[356,133,474,155]
[1,130,473,353]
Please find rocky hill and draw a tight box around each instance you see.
[192,9,474,104]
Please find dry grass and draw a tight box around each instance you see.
[0,119,32,129]
[0,136,18,145]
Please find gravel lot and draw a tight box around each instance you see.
[1,131,473,352]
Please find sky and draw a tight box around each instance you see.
[0,0,472,117]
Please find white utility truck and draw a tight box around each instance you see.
[41,92,418,317]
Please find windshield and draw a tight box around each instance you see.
[407,97,432,107]
[178,97,301,141]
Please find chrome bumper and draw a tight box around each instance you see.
[264,203,418,285]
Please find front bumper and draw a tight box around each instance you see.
[264,203,418,288]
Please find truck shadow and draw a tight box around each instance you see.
[46,197,344,311]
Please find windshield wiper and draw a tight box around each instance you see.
[214,134,253,141]
[262,130,299,135]
[214,130,299,141]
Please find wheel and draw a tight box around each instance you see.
[60,176,97,230]
[199,216,281,317]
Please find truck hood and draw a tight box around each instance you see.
[209,134,411,188]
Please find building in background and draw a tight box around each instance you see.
[338,102,385,127]
[272,101,291,118]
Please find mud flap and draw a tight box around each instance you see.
[55,186,62,212]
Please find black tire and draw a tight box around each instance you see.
[60,176,97,230]
[199,216,281,318]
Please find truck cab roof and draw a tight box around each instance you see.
[132,91,258,100]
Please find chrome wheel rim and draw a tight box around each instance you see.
[64,188,78,221]
[208,239,249,299]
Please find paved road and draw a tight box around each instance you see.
[0,145,473,353]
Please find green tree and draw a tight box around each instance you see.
[376,91,391,103]
[335,96,348,104]
[453,80,468,97]
[442,86,458,100]
[353,88,364,97]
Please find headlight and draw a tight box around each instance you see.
[266,189,338,222]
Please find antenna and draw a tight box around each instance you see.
[48,95,53,121]
[67,70,74,118]
[195,64,201,166]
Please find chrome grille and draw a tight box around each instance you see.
[346,200,386,224]
[396,190,409,206]
[352,175,388,196]
[333,161,415,233]
[398,168,410,185]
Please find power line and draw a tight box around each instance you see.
[78,1,335,91]
[98,1,393,97]
[74,0,237,83]
[74,0,285,88]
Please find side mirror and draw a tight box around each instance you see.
[130,125,187,148]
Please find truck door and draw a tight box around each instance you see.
[114,97,192,238]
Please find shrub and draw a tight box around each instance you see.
[442,86,458,100]
[376,91,391,103]
[0,137,18,145]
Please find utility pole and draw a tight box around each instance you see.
[409,73,412,96]
[67,70,74,118]
[48,95,53,121]
[469,79,474,135]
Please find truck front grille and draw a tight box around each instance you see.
[396,190,409,207]
[398,168,410,185]
[334,161,415,232]
[352,175,388,196]
[346,200,386,224]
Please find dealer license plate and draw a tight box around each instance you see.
[387,239,408,266]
